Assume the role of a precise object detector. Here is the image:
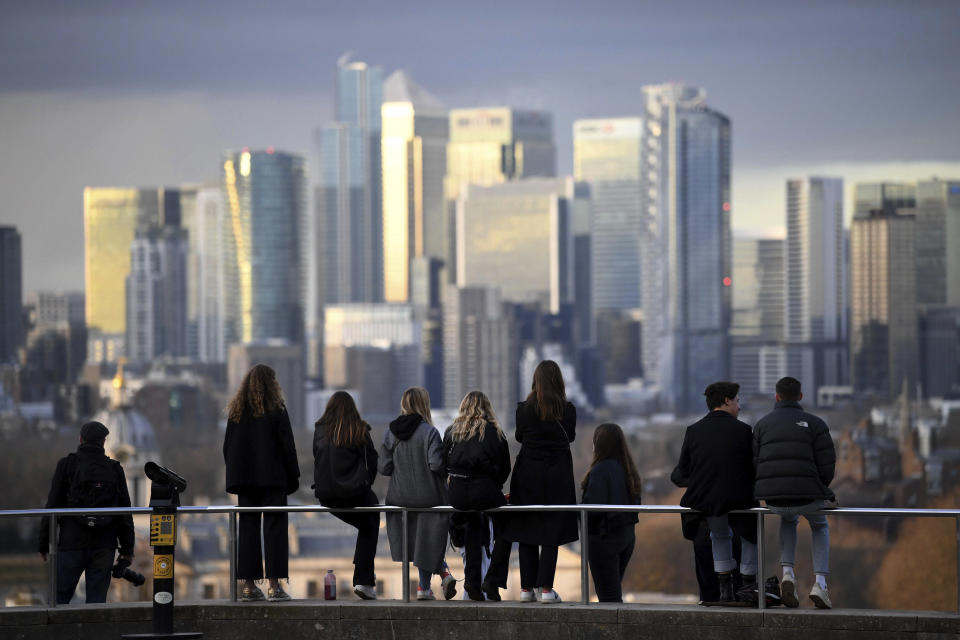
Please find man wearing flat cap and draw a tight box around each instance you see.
[38,421,135,603]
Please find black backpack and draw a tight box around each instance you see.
[65,453,120,528]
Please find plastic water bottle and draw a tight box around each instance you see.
[323,569,337,600]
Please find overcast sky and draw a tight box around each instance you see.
[2,0,959,292]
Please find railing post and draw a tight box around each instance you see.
[229,510,237,602]
[756,510,765,611]
[401,508,409,603]
[580,508,589,604]
[47,514,57,607]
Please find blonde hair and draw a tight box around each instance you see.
[400,387,433,426]
[226,364,285,422]
[450,391,503,443]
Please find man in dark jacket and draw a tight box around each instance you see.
[673,381,757,604]
[753,376,836,609]
[38,421,135,604]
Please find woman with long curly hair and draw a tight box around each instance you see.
[443,391,512,601]
[581,423,642,602]
[501,360,577,603]
[380,387,457,600]
[312,391,379,600]
[223,364,300,602]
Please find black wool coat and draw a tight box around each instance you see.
[753,401,836,503]
[581,458,640,537]
[223,407,300,495]
[501,400,579,546]
[443,421,511,511]
[312,421,378,504]
[674,410,758,517]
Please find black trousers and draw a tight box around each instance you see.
[518,543,559,590]
[56,547,114,604]
[325,490,379,587]
[587,527,635,603]
[237,488,288,580]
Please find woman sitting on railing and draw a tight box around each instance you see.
[443,391,512,601]
[581,423,642,603]
[312,391,380,600]
[223,364,300,602]
[380,387,458,600]
[501,360,578,603]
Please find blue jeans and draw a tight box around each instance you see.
[767,500,829,575]
[57,548,114,604]
[706,515,757,575]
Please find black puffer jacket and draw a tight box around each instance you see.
[443,422,511,510]
[753,401,836,503]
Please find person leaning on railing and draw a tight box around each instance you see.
[580,423,641,603]
[312,391,380,600]
[500,360,578,603]
[442,391,512,601]
[380,387,457,601]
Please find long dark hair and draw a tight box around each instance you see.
[316,391,367,448]
[580,423,642,499]
[226,364,285,421]
[526,360,566,421]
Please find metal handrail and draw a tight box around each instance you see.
[12,504,960,611]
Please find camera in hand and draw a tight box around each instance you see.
[112,559,145,586]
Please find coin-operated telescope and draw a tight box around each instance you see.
[122,462,200,640]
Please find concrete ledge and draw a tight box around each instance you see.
[0,601,957,640]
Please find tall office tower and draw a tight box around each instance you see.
[444,108,555,280]
[442,285,517,421]
[639,84,731,412]
[850,209,918,398]
[315,55,384,306]
[180,185,226,362]
[456,177,581,313]
[222,149,306,346]
[0,226,23,364]
[24,291,87,391]
[323,303,423,415]
[84,188,179,362]
[573,117,643,312]
[410,256,445,405]
[784,177,847,399]
[125,226,188,363]
[905,179,960,307]
[381,70,448,302]
[731,236,786,397]
[227,340,304,429]
[920,307,960,397]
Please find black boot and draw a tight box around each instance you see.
[719,572,736,604]
[735,574,758,607]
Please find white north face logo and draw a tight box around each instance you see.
[796,421,809,428]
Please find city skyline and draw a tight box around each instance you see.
[2,2,959,292]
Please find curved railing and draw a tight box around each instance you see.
[5,504,960,611]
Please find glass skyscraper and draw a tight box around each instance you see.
[315,56,384,306]
[640,84,731,412]
[222,149,306,345]
[0,226,22,364]
[180,184,226,362]
[381,70,448,302]
[573,117,643,311]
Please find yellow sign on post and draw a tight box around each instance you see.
[154,554,174,579]
[149,514,176,546]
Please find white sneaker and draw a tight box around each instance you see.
[441,573,457,600]
[539,588,561,603]
[354,584,377,600]
[809,583,832,609]
[417,587,436,601]
[780,575,799,608]
[520,588,538,602]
